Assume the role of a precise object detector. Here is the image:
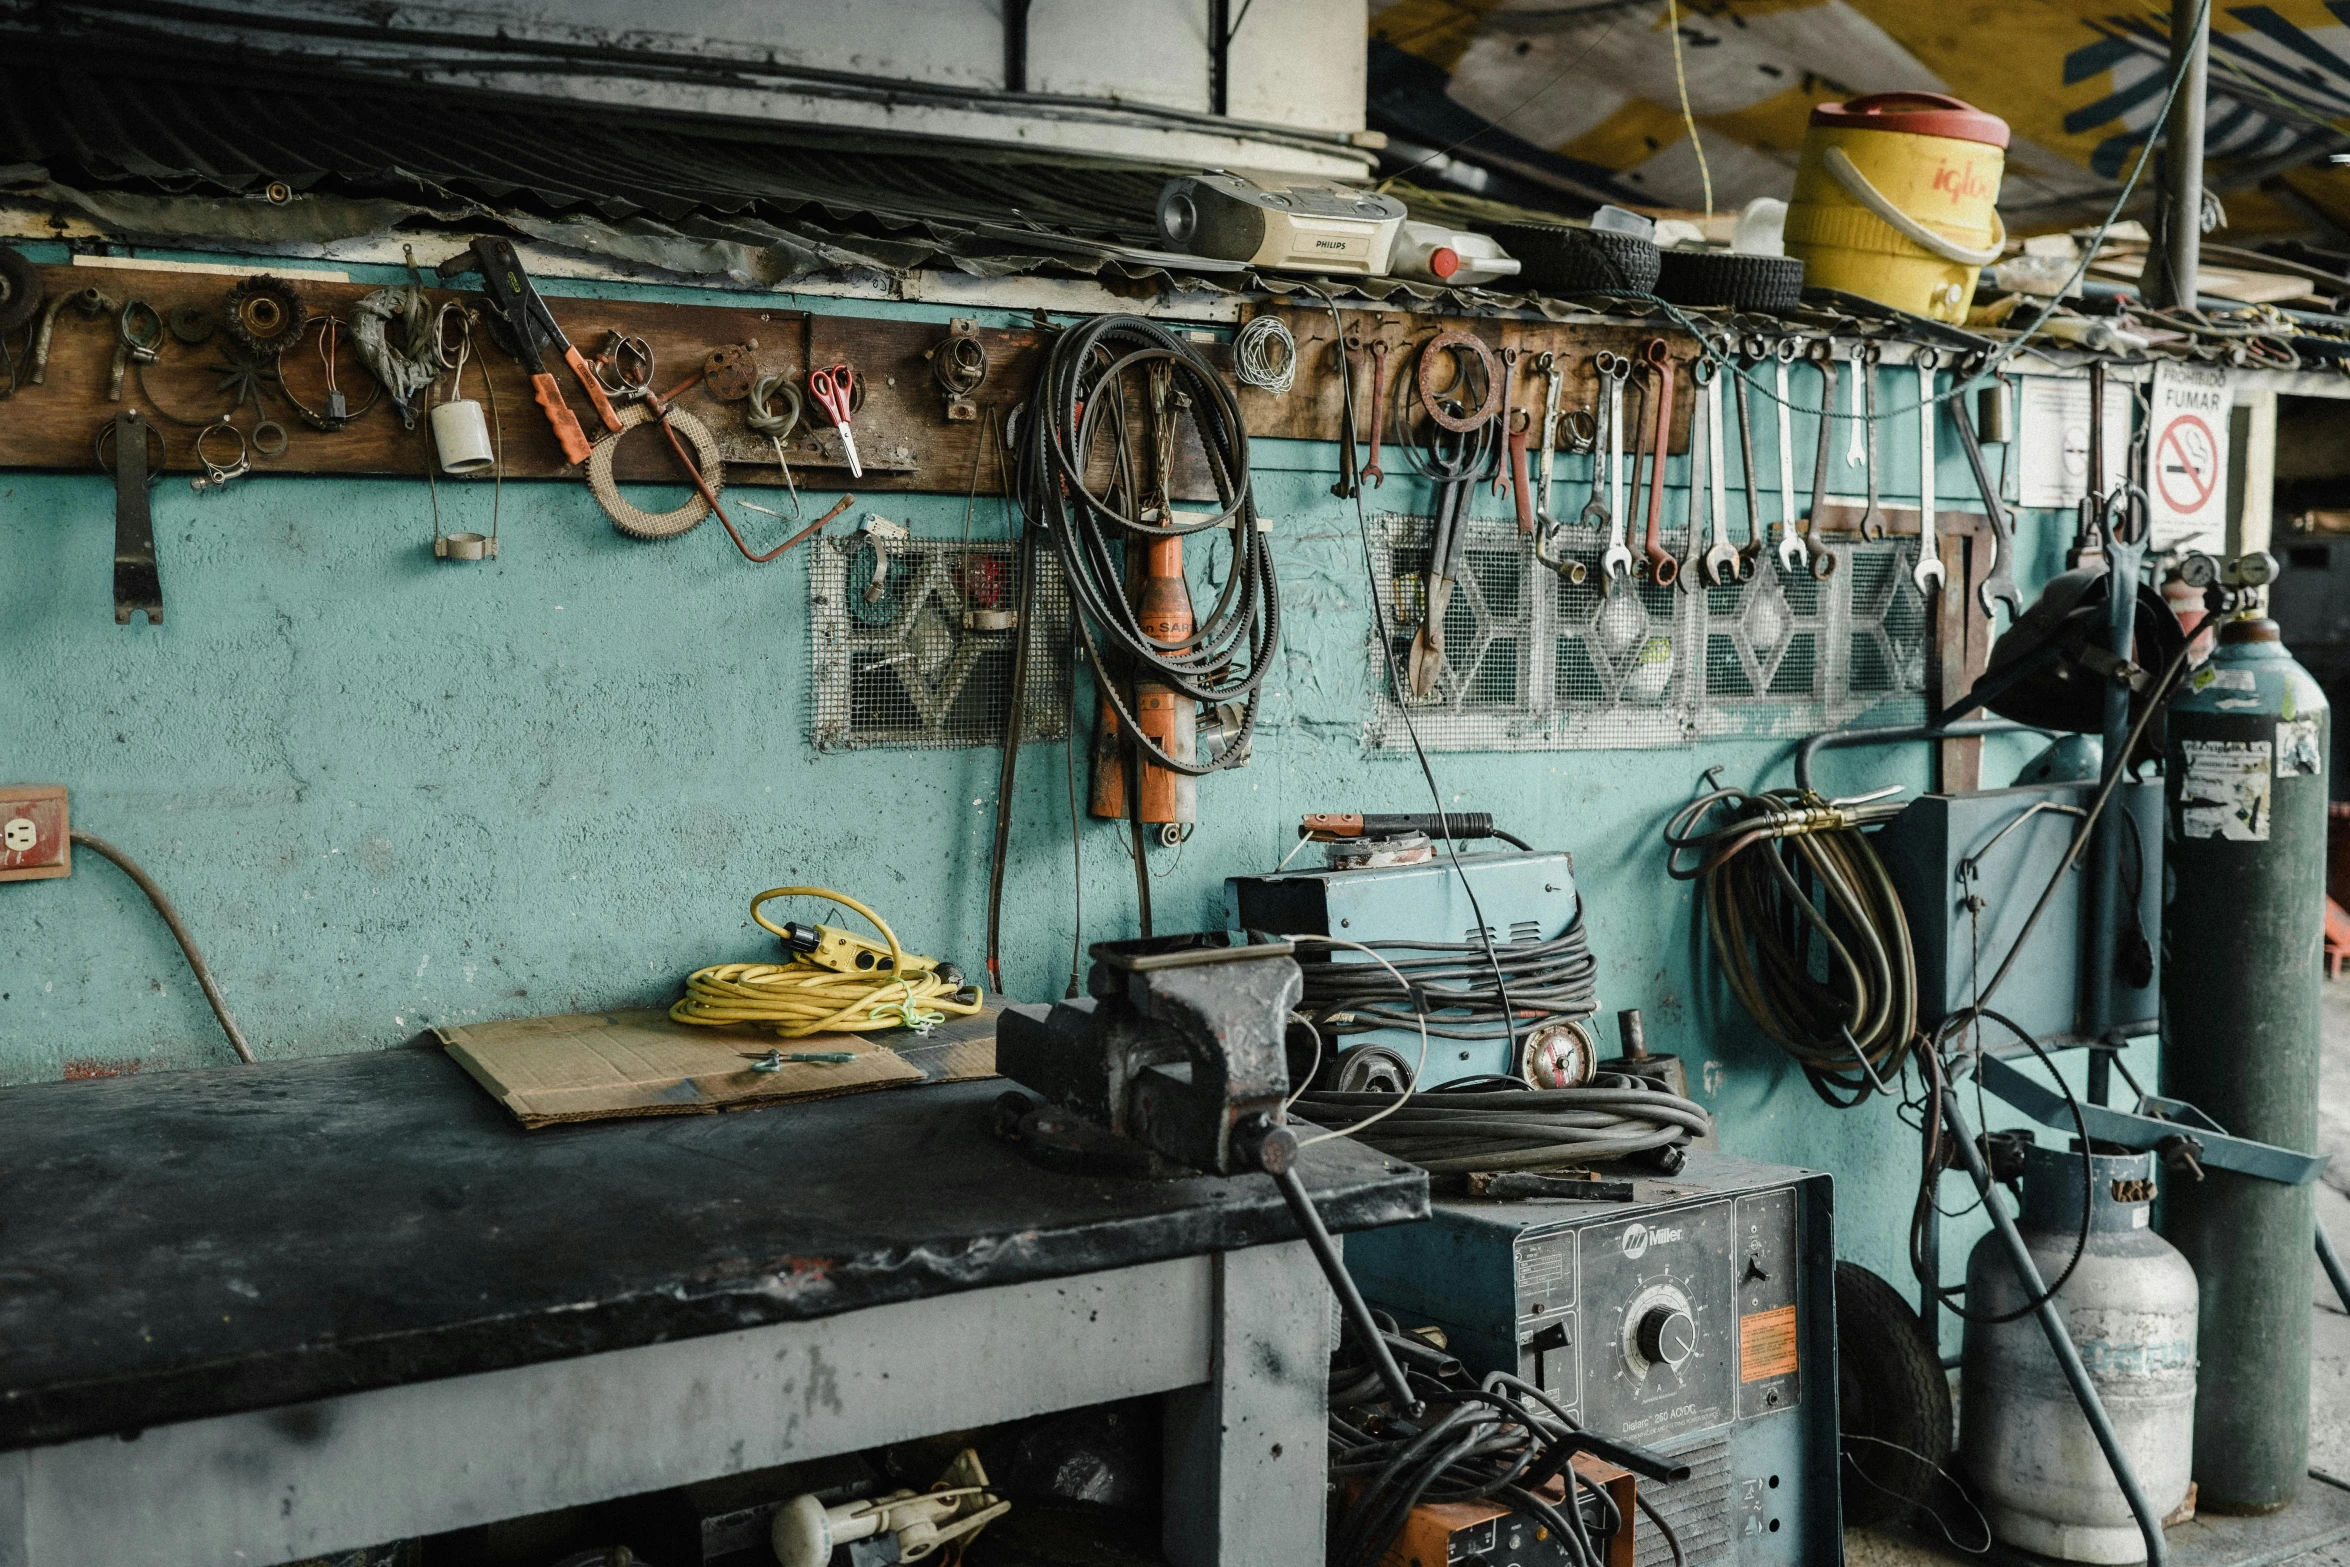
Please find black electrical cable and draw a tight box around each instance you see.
[1317,294,1525,1067]
[69,830,256,1063]
[1292,917,1598,1042]
[1294,1080,1712,1173]
[1015,313,1277,780]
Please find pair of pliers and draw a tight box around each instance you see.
[439,238,623,465]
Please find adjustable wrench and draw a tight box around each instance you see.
[1588,353,1634,589]
[1856,342,1889,540]
[1953,366,2023,620]
[1773,338,1808,574]
[1731,348,1763,579]
[1912,348,1945,595]
[1638,338,1679,587]
[1697,363,1738,587]
[1803,341,1840,580]
[1362,340,1390,488]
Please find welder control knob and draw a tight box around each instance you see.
[1637,1305,1696,1370]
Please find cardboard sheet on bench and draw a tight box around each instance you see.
[436,1005,999,1129]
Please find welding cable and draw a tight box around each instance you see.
[1662,786,1917,1109]
[68,831,256,1064]
[671,886,984,1039]
[1290,916,1599,1043]
[1327,1331,1666,1567]
[1014,313,1277,778]
[1293,1080,1710,1173]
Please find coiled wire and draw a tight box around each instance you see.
[1294,1079,1711,1173]
[1294,916,1599,1043]
[1015,314,1277,777]
[671,886,985,1039]
[1663,786,1917,1108]
[1231,313,1297,394]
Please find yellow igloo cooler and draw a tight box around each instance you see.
[1785,91,2009,323]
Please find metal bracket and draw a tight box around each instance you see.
[1976,1053,2330,1186]
[106,409,164,626]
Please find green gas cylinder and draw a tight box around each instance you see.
[2161,616,2330,1513]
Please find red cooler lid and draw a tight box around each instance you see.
[1809,92,2009,150]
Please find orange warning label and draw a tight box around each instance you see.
[1740,1305,1799,1382]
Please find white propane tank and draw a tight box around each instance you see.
[1962,1138,2197,1564]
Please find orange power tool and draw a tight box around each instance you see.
[439,238,624,464]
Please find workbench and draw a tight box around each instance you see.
[0,1043,1428,1566]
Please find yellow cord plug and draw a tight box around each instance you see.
[671,886,984,1040]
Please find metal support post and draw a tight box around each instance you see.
[2154,0,2211,310]
[1943,1087,2168,1566]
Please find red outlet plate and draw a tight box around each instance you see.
[0,786,70,882]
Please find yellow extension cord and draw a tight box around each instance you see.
[670,886,986,1040]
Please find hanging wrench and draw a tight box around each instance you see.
[1362,340,1390,488]
[1638,338,1679,587]
[1803,340,1841,580]
[1490,345,1522,495]
[1773,337,1808,574]
[1731,343,1764,579]
[1913,348,1945,595]
[1534,351,1565,527]
[1697,363,1739,587]
[1953,359,2023,620]
[1331,332,1360,499]
[1679,358,1712,589]
[1856,341,1889,541]
[1587,353,1633,589]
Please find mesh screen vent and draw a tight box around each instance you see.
[810,537,1072,751]
[1367,513,1929,752]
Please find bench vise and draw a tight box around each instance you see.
[997,933,1417,1409]
[998,935,1297,1177]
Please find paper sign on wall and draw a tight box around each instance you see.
[2148,363,2232,552]
[2018,377,2133,509]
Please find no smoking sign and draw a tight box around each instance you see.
[2149,363,2232,550]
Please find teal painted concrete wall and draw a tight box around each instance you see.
[0,247,2126,1352]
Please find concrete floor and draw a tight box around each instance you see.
[1847,982,2350,1567]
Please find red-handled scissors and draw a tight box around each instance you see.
[809,363,862,478]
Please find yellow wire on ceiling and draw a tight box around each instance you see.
[1666,0,1715,224]
[671,886,986,1040]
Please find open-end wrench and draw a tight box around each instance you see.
[1534,351,1565,527]
[1803,340,1840,580]
[1680,358,1713,589]
[1697,362,1739,587]
[1331,332,1360,500]
[1509,412,1538,537]
[1731,345,1763,579]
[1362,340,1390,488]
[1953,362,2023,620]
[1638,338,1679,587]
[1490,346,1522,494]
[1856,342,1889,541]
[1773,337,1808,574]
[1913,348,1945,595]
[1587,354,1633,589]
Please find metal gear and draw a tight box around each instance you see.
[223,274,306,356]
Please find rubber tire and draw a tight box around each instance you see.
[1836,1259,1952,1528]
[1490,222,1660,297]
[0,245,41,333]
[1656,249,1805,312]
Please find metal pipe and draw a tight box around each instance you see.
[2156,0,2211,310]
[1791,719,2038,794]
[1266,1152,1418,1413]
[1945,1089,2167,1566]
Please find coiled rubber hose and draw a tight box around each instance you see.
[1663,786,1916,1107]
[1292,1079,1711,1173]
[672,886,984,1039]
[1014,314,1277,777]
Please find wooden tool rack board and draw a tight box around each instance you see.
[0,270,1701,490]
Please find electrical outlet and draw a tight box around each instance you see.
[0,786,70,882]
